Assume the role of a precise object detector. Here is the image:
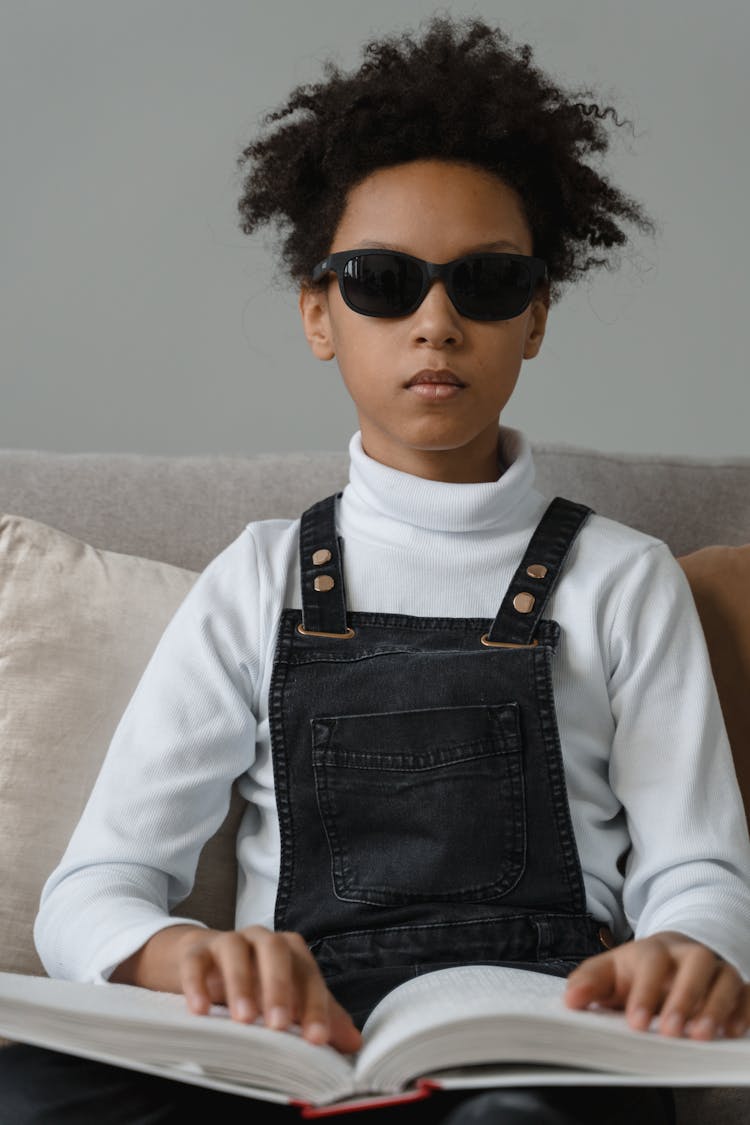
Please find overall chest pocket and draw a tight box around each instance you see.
[311,702,526,906]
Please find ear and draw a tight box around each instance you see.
[522,282,550,360]
[299,283,335,361]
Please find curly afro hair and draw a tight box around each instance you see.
[235,14,658,305]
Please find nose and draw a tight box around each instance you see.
[409,279,465,347]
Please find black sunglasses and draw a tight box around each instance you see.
[311,249,548,321]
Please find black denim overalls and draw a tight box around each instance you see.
[269,491,616,1030]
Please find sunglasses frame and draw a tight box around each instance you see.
[311,248,548,321]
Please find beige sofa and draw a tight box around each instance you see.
[1,440,749,1123]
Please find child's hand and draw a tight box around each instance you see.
[175,924,362,1054]
[563,930,749,1040]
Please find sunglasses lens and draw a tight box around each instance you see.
[332,251,541,320]
[342,253,423,316]
[450,255,534,320]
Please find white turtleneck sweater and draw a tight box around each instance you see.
[35,427,750,984]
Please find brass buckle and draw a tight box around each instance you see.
[480,633,539,648]
[296,624,356,639]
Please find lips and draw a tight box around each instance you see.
[404,369,467,388]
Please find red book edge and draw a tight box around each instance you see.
[291,1076,441,1117]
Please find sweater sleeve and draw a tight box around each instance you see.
[34,528,261,984]
[607,541,750,980]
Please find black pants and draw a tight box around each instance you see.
[0,1044,676,1124]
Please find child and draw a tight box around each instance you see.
[3,14,749,1125]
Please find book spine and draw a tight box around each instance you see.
[292,1083,433,1117]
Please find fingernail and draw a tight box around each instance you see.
[730,1017,747,1037]
[267,1005,288,1029]
[693,1017,715,1037]
[186,992,205,1013]
[663,1011,683,1035]
[305,1021,328,1043]
[631,1007,651,1030]
[235,998,255,1021]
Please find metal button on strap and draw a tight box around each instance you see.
[314,575,335,592]
[513,591,535,614]
[598,925,616,950]
[526,564,548,579]
[312,548,332,565]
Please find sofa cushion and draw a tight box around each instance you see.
[677,544,750,831]
[0,513,242,979]
[1,445,748,573]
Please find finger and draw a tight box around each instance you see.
[623,943,675,1032]
[678,961,740,1040]
[284,933,362,1053]
[564,955,620,1010]
[180,944,222,1016]
[326,997,364,1054]
[248,928,295,1030]
[203,965,226,1005]
[686,974,750,1040]
[724,985,750,1039]
[209,931,261,1023]
[657,945,724,1038]
[283,934,332,1044]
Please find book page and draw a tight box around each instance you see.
[0,972,355,1106]
[356,964,565,1080]
[353,964,750,1093]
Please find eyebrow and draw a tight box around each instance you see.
[349,239,527,255]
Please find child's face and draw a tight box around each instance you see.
[299,158,549,482]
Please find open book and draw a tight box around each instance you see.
[1,965,749,1117]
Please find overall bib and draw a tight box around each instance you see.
[269,492,616,1030]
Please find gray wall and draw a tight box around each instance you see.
[2,0,748,458]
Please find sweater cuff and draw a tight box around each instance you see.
[91,917,209,984]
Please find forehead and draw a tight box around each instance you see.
[330,159,533,258]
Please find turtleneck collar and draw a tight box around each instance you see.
[339,426,539,540]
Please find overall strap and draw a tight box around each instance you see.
[296,492,593,643]
[298,493,351,637]
[485,497,594,647]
